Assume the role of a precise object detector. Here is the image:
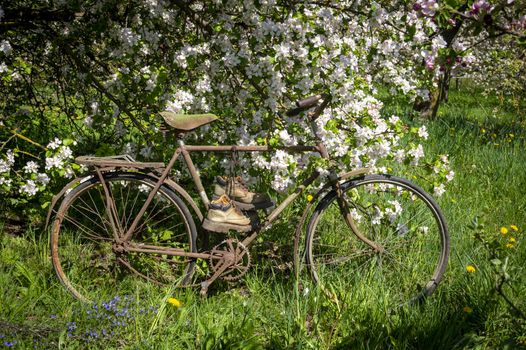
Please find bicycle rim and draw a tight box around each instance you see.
[51,172,197,303]
[306,174,449,306]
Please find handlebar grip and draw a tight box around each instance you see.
[285,106,308,117]
[296,94,322,108]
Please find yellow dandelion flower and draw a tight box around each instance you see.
[466,265,476,273]
[506,243,514,249]
[509,237,516,243]
[167,297,182,308]
[306,194,313,202]
[500,227,508,235]
[510,225,518,231]
[463,306,473,314]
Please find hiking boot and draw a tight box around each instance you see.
[214,176,272,208]
[206,194,250,226]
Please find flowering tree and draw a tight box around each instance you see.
[411,0,526,118]
[464,36,526,110]
[0,0,462,223]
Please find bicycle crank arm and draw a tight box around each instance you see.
[200,258,233,297]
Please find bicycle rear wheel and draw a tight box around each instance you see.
[50,172,197,302]
[306,174,449,305]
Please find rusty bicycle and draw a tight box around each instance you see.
[47,93,450,305]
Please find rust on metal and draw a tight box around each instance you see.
[183,145,320,153]
[122,149,183,242]
[76,155,165,169]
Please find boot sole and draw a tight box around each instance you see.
[202,218,254,233]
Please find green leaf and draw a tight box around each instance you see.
[405,25,416,41]
[161,230,173,241]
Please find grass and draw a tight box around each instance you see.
[1,85,526,349]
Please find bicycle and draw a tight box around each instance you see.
[46,93,450,305]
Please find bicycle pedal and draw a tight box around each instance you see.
[202,219,255,233]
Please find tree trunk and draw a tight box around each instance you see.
[418,7,466,118]
[418,87,440,119]
[441,68,452,103]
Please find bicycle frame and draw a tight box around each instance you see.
[48,92,449,302]
[112,136,382,266]
[46,136,380,267]
[122,141,323,248]
[47,93,384,295]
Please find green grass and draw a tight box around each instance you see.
[1,86,526,349]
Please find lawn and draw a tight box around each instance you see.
[1,85,525,349]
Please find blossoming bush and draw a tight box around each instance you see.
[2,0,522,222]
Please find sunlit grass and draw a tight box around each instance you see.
[1,87,525,348]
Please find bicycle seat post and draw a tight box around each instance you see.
[177,135,211,207]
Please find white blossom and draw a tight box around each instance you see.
[446,170,455,182]
[36,173,50,185]
[47,138,62,150]
[20,180,38,196]
[0,40,12,55]
[84,116,94,127]
[24,161,39,174]
[0,159,10,173]
[418,125,429,140]
[6,150,14,165]
[0,177,12,187]
[433,184,446,197]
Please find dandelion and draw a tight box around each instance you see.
[510,225,518,231]
[167,297,182,308]
[306,194,313,202]
[500,226,508,235]
[509,237,516,243]
[466,265,476,273]
[463,306,473,313]
[506,243,514,249]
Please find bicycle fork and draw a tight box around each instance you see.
[334,181,385,253]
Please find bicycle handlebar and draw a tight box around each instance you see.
[285,93,330,117]
[297,94,323,108]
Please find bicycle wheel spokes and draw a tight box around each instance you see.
[307,175,448,306]
[52,173,196,302]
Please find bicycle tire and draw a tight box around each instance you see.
[50,172,197,302]
[305,174,449,305]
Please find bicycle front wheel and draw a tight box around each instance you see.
[50,172,197,302]
[306,174,449,305]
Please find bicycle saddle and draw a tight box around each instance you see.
[160,111,219,131]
